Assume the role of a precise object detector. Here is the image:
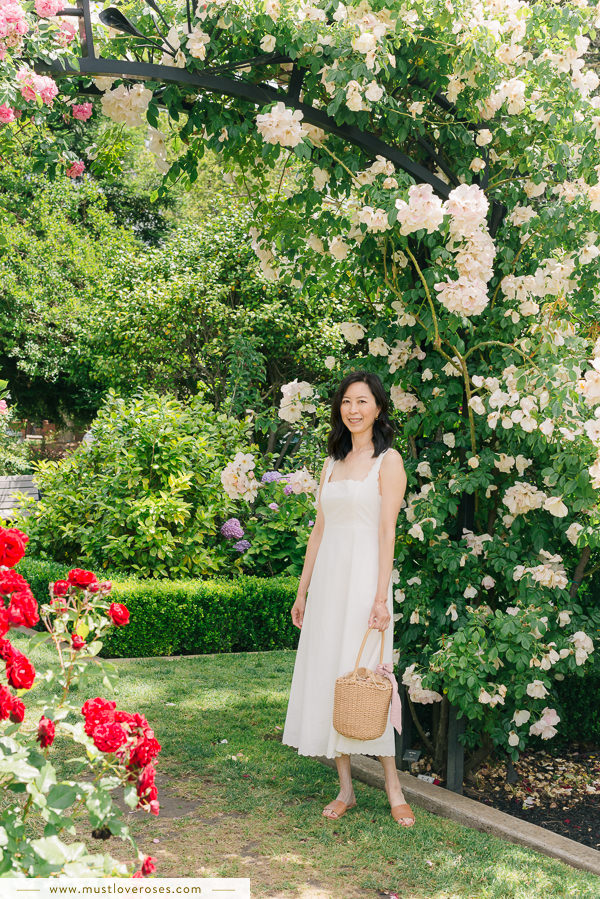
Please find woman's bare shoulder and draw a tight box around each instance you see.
[383,448,405,465]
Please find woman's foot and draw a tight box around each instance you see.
[322,789,356,819]
[385,780,414,827]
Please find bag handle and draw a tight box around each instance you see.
[352,627,384,674]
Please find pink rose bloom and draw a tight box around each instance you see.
[0,105,15,125]
[66,160,85,178]
[55,18,76,45]
[35,0,63,17]
[72,103,92,121]
[36,75,58,106]
[16,69,37,102]
[0,400,7,413]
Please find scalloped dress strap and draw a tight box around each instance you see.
[371,448,389,477]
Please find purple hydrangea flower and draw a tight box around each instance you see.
[283,484,293,495]
[261,470,283,483]
[268,502,279,511]
[221,517,244,539]
[233,539,251,553]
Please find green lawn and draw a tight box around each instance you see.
[8,632,599,898]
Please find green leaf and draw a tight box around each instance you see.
[46,784,79,810]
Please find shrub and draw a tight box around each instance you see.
[17,389,253,578]
[0,528,161,877]
[17,557,298,657]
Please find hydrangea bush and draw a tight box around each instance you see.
[219,451,318,575]
[1,0,600,769]
[0,527,159,877]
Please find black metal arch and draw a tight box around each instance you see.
[46,0,506,234]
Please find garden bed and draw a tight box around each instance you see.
[411,745,600,851]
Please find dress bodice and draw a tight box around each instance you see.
[318,449,389,531]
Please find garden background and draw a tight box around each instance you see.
[0,0,600,892]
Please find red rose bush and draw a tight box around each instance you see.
[0,526,160,877]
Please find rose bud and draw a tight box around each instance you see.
[37,715,56,748]
[10,697,25,723]
[71,634,86,650]
[141,856,156,876]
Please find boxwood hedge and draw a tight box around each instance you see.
[16,558,297,658]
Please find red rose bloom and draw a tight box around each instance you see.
[92,722,128,753]
[87,582,100,593]
[82,697,116,736]
[141,856,156,876]
[52,580,70,596]
[136,762,156,798]
[0,527,29,568]
[108,603,130,627]
[10,697,25,723]
[67,569,98,588]
[0,637,13,660]
[0,608,9,638]
[6,649,35,689]
[0,570,30,595]
[7,590,39,628]
[0,685,13,719]
[129,734,161,768]
[37,716,55,748]
[137,783,158,808]
[71,634,86,650]
[114,710,136,727]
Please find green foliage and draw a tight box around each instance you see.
[229,478,316,578]
[0,380,30,475]
[0,158,142,423]
[102,575,298,657]
[16,557,297,657]
[18,390,253,578]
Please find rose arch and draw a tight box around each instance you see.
[2,0,600,778]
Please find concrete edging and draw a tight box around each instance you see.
[318,754,600,877]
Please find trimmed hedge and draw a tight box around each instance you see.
[15,558,298,657]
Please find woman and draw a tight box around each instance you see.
[282,370,414,826]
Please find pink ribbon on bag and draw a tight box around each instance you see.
[375,662,403,735]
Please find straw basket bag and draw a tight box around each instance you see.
[333,627,392,740]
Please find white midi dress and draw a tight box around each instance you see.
[282,448,396,759]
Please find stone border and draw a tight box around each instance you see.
[318,754,600,877]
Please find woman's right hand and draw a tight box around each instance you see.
[291,595,306,629]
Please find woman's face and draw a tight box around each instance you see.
[339,381,380,437]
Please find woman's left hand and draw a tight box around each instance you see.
[368,599,390,631]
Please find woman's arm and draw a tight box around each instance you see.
[368,450,408,631]
[291,457,329,628]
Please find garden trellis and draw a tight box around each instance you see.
[44,0,505,231]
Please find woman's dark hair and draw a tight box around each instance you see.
[327,370,396,460]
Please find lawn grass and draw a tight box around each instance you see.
[7,632,600,899]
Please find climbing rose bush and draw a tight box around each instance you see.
[0,527,160,877]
